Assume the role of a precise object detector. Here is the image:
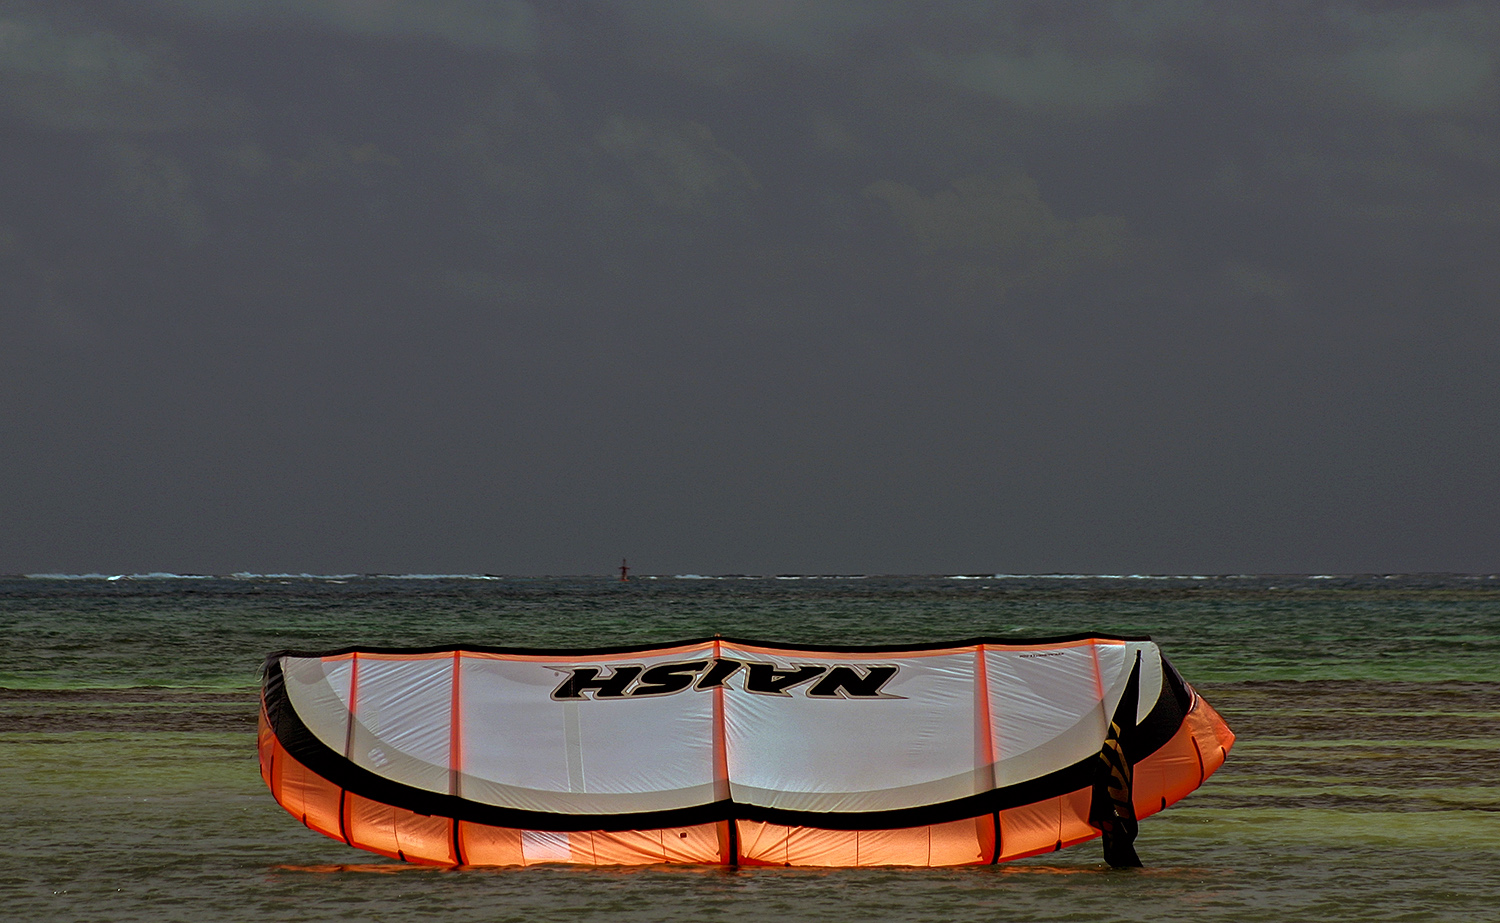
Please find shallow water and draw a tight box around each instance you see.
[3,575,1498,921]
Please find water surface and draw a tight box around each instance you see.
[4,575,1497,921]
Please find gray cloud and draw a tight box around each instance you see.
[865,174,1141,296]
[924,49,1171,112]
[2,0,1497,574]
[1281,7,1497,114]
[0,7,237,130]
[612,0,904,56]
[595,117,759,213]
[103,141,208,244]
[147,0,541,53]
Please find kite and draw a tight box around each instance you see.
[259,635,1233,867]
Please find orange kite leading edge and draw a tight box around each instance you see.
[258,635,1234,867]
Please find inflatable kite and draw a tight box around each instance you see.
[259,635,1233,867]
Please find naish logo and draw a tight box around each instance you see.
[550,658,900,700]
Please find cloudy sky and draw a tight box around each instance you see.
[3,0,1497,575]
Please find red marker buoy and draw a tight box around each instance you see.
[619,559,630,582]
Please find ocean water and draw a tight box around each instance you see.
[2,574,1497,922]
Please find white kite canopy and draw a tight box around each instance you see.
[260,636,1233,867]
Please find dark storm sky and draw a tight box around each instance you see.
[2,1,1497,575]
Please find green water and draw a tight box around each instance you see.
[3,575,1497,921]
